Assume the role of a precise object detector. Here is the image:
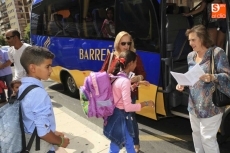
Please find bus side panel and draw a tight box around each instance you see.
[135,51,162,120]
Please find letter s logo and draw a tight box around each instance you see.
[212,4,220,13]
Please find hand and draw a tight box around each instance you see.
[183,13,190,17]
[130,75,143,83]
[139,80,150,86]
[200,73,212,83]
[61,137,70,148]
[147,100,155,108]
[176,84,184,92]
[130,76,139,83]
[141,100,155,108]
[0,63,3,69]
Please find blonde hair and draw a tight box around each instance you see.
[114,31,135,52]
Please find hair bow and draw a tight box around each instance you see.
[119,58,125,65]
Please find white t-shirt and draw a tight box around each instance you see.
[8,43,31,80]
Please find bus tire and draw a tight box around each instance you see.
[218,106,230,144]
[63,73,78,97]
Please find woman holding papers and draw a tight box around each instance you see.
[176,25,230,153]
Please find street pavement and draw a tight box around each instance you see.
[51,98,193,153]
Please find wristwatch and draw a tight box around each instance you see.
[145,101,148,106]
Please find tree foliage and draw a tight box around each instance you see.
[24,23,30,43]
[0,35,6,46]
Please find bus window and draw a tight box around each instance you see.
[81,0,115,38]
[31,3,45,35]
[44,0,81,37]
[116,0,160,52]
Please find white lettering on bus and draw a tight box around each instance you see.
[79,48,114,61]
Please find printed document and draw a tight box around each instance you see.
[170,64,205,86]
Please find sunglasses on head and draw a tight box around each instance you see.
[5,35,15,40]
[120,42,132,46]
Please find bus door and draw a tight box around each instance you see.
[115,0,163,120]
[160,0,194,119]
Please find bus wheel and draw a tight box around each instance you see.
[64,74,78,97]
[218,106,230,144]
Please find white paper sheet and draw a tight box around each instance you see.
[170,64,205,86]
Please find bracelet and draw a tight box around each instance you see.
[144,101,148,106]
[58,136,64,147]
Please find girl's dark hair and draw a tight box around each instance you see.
[106,7,114,20]
[112,50,137,76]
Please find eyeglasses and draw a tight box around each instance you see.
[120,42,132,46]
[5,35,15,40]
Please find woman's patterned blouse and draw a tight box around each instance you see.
[187,47,230,118]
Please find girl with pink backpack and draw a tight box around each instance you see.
[103,50,154,153]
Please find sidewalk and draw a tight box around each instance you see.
[53,103,111,153]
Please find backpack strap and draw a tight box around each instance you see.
[18,85,40,152]
[90,73,99,96]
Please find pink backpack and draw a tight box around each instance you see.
[79,71,117,118]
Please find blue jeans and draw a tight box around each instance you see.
[109,124,135,153]
[103,108,134,148]
[131,95,139,145]
[0,74,13,100]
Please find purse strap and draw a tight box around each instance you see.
[107,52,114,73]
[209,47,216,75]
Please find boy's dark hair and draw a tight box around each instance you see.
[20,46,55,74]
[112,50,137,76]
[10,80,22,89]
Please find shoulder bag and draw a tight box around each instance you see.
[210,48,230,107]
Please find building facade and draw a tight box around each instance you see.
[0,0,10,36]
[0,0,32,38]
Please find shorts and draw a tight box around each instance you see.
[207,19,226,33]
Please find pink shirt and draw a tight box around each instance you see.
[112,76,141,112]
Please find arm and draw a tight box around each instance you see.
[0,60,12,69]
[41,131,69,147]
[105,23,115,37]
[29,89,69,147]
[214,49,230,86]
[131,55,146,83]
[0,51,12,69]
[184,1,207,16]
[121,80,153,112]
